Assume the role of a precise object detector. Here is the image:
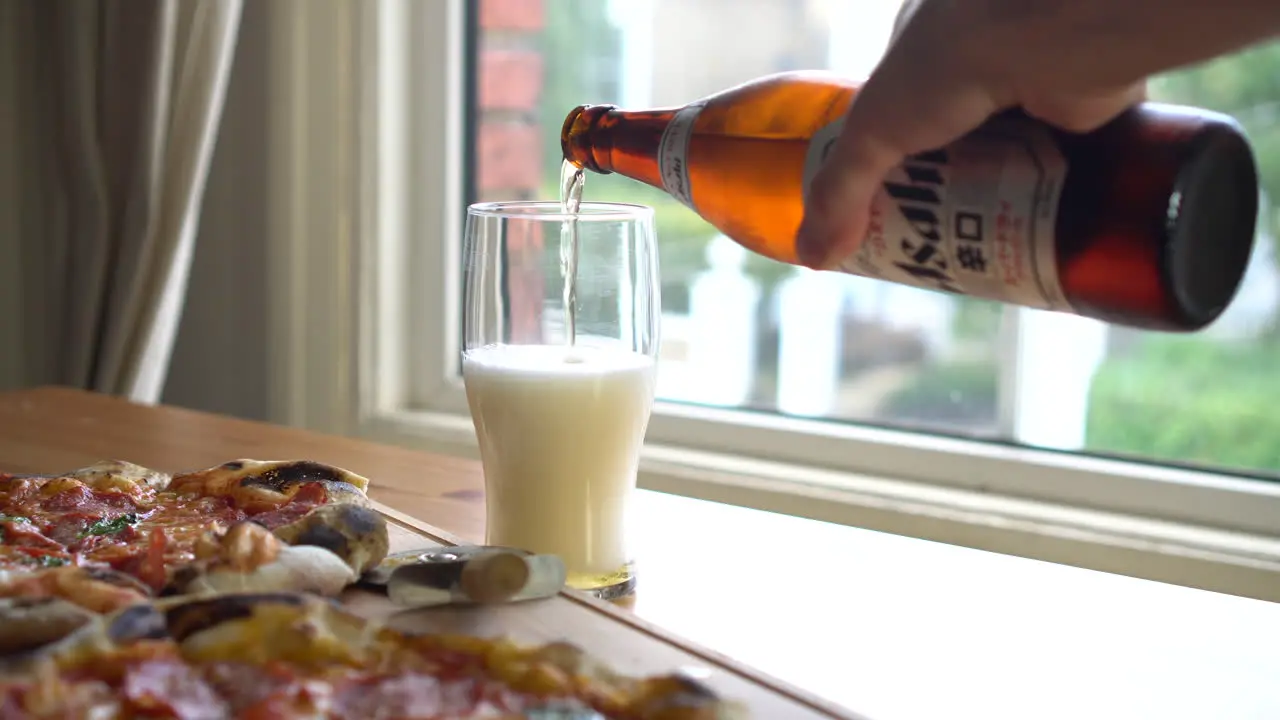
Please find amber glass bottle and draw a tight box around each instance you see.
[561,71,1259,332]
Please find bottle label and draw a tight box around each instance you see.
[658,100,707,211]
[803,116,1072,312]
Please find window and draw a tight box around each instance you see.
[269,0,1280,601]
[469,0,1280,478]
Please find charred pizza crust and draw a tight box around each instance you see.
[0,597,97,655]
[272,502,390,574]
[65,459,173,493]
[166,459,372,510]
[0,592,748,719]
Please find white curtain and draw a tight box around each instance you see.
[0,0,243,403]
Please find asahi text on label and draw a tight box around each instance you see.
[802,116,1071,311]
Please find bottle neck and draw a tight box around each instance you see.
[561,104,680,186]
[561,104,615,174]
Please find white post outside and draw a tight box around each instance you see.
[682,236,762,407]
[776,267,845,416]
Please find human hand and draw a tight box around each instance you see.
[796,0,1146,269]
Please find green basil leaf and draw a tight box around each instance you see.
[80,513,138,537]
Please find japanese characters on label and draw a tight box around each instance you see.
[815,120,1071,312]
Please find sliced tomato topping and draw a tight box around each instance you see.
[137,527,169,592]
[246,482,329,529]
[0,519,62,550]
[291,481,328,506]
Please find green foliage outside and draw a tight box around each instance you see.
[1085,337,1280,472]
[877,361,999,431]
[537,1,620,189]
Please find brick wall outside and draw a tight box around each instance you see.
[475,0,545,203]
[475,0,546,341]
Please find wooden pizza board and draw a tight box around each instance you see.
[341,502,870,720]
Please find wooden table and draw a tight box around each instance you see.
[5,387,1280,720]
[0,386,857,719]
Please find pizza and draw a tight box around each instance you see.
[0,459,390,629]
[0,591,746,719]
[0,460,748,717]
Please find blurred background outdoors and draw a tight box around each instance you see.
[473,0,1280,478]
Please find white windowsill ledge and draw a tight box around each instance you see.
[359,409,1280,606]
[630,490,1280,720]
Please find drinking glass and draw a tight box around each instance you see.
[461,200,660,600]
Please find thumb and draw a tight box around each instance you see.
[1021,82,1148,133]
[795,126,900,269]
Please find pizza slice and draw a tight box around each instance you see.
[0,459,391,619]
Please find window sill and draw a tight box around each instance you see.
[359,408,1280,605]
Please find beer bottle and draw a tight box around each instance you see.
[560,71,1259,332]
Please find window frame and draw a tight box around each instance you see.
[265,0,1280,603]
